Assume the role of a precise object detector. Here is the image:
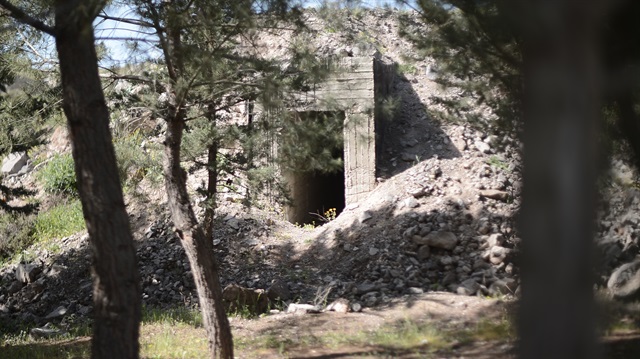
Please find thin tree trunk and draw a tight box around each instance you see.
[204,139,219,241]
[54,2,140,358]
[204,108,219,241]
[518,1,604,358]
[157,4,233,356]
[163,115,233,358]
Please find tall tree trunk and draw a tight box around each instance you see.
[203,139,219,241]
[163,115,234,358]
[158,6,233,355]
[54,2,141,358]
[204,107,219,241]
[518,1,604,358]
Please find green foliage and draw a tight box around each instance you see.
[278,111,344,173]
[113,130,163,188]
[32,200,85,241]
[0,212,35,261]
[142,306,203,327]
[398,1,522,134]
[397,63,417,76]
[36,154,77,196]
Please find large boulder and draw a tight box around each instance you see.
[1,152,27,175]
[15,263,41,284]
[607,259,640,300]
[222,284,269,315]
[425,231,458,250]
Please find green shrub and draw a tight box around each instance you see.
[37,154,77,196]
[0,212,35,261]
[114,131,163,188]
[32,200,85,241]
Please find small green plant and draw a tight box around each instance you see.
[397,63,418,76]
[113,130,163,190]
[32,200,85,241]
[294,221,317,230]
[36,154,77,196]
[0,212,36,261]
[142,306,203,327]
[310,207,338,224]
[487,156,509,171]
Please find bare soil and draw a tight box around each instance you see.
[232,292,516,359]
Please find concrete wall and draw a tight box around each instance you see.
[297,56,379,206]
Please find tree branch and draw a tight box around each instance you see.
[0,0,55,35]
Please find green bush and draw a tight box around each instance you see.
[114,131,163,188]
[32,200,85,241]
[37,154,77,196]
[0,212,35,261]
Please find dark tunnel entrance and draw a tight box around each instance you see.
[285,167,345,225]
[283,111,346,225]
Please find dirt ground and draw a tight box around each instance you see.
[232,292,517,358]
[230,292,640,359]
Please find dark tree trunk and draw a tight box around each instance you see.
[204,107,219,241]
[203,139,219,241]
[158,9,233,356]
[518,1,604,358]
[162,115,234,358]
[54,2,141,358]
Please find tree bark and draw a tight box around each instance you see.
[204,107,219,242]
[54,2,141,358]
[163,115,234,359]
[518,1,604,358]
[156,4,233,355]
[203,138,219,242]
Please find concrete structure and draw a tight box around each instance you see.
[284,55,395,224]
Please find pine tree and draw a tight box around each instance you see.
[398,1,522,137]
[102,1,339,356]
[0,1,142,358]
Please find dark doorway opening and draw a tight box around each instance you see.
[283,111,346,225]
[286,168,345,225]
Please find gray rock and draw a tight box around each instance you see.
[7,281,23,294]
[417,245,430,260]
[487,233,505,247]
[30,325,67,339]
[608,260,640,300]
[456,279,480,296]
[267,280,291,301]
[407,287,424,294]
[45,306,67,319]
[361,292,379,307]
[403,226,419,239]
[479,189,509,202]
[287,303,321,314]
[403,197,419,208]
[16,264,41,284]
[369,247,379,256]
[440,256,453,266]
[355,282,377,295]
[326,298,350,313]
[489,246,512,265]
[360,210,373,223]
[489,278,518,296]
[350,302,363,312]
[1,152,27,175]
[425,231,458,250]
[441,272,457,286]
[227,218,241,230]
[222,284,269,315]
[474,141,491,154]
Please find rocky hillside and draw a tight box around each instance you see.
[0,7,638,333]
